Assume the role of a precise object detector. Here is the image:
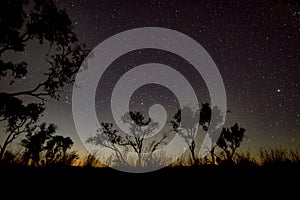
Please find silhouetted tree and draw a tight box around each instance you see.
[171,103,219,165]
[171,106,200,165]
[21,123,56,166]
[201,107,245,165]
[44,135,77,165]
[86,122,128,166]
[121,111,168,167]
[206,105,224,165]
[21,122,77,166]
[0,95,44,159]
[199,103,212,131]
[216,123,246,163]
[171,103,243,165]
[87,111,168,168]
[0,0,88,160]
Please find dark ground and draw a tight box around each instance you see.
[1,163,299,198]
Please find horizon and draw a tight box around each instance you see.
[0,0,299,171]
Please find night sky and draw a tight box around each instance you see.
[1,0,299,157]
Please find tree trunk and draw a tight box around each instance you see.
[189,140,198,165]
[210,146,216,165]
[137,153,142,168]
[0,140,10,160]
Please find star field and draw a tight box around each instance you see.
[1,0,299,156]
[61,0,299,150]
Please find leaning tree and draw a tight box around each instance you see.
[0,0,88,160]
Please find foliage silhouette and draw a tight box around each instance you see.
[44,134,77,165]
[216,123,246,163]
[171,106,201,165]
[86,122,128,166]
[0,0,88,160]
[21,122,78,166]
[171,103,246,165]
[21,123,56,166]
[86,111,168,168]
[199,103,211,131]
[204,105,225,165]
[0,94,44,159]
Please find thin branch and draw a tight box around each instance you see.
[145,133,168,163]
[6,82,49,102]
[9,82,45,96]
[126,135,139,154]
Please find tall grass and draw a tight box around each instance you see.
[1,146,299,169]
[258,146,300,166]
[79,152,107,168]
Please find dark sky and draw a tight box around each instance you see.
[1,0,299,157]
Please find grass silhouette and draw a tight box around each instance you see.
[1,146,299,176]
[0,147,298,198]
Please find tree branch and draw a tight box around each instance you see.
[6,82,49,102]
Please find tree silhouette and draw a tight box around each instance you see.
[21,122,77,166]
[171,106,200,165]
[87,111,168,168]
[86,122,128,166]
[121,111,168,167]
[199,103,212,131]
[205,105,224,165]
[0,95,44,159]
[216,123,246,163]
[171,103,245,165]
[171,103,218,165]
[44,135,77,165]
[21,123,56,166]
[0,0,88,160]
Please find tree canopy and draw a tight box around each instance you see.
[0,0,88,160]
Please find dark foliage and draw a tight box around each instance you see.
[0,0,88,159]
